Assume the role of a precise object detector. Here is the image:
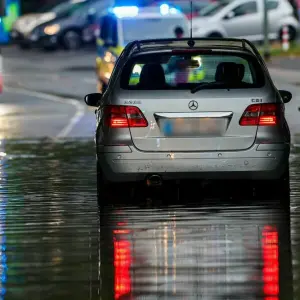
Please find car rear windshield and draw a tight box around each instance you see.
[120,51,265,90]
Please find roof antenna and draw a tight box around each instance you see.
[187,1,195,48]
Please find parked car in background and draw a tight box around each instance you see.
[192,0,299,41]
[11,0,113,50]
[11,0,86,49]
[95,4,190,92]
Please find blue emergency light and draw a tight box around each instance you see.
[160,3,179,15]
[112,6,139,17]
[160,3,169,15]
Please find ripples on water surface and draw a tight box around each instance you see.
[0,139,299,299]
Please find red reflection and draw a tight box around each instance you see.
[114,234,131,299]
[262,226,279,300]
[114,229,131,234]
[117,222,127,226]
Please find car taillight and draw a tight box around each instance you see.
[239,104,282,126]
[104,105,148,128]
[262,226,279,298]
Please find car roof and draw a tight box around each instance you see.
[124,38,261,57]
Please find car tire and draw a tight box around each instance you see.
[61,30,82,50]
[279,26,297,42]
[19,43,30,50]
[97,160,135,207]
[43,45,57,51]
[207,32,223,38]
[253,166,290,211]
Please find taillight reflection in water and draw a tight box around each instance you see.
[114,229,132,299]
[262,225,279,300]
[99,205,292,299]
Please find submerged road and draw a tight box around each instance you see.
[0,46,300,299]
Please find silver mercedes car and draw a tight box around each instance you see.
[85,38,292,204]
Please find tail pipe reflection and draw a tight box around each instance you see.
[262,225,279,300]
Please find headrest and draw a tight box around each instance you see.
[215,62,245,82]
[139,63,166,88]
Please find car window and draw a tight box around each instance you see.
[199,1,231,16]
[51,0,88,16]
[267,0,279,10]
[36,1,66,13]
[173,2,208,13]
[231,1,258,17]
[120,52,264,90]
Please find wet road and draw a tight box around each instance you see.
[1,47,300,299]
[0,140,298,299]
[0,89,95,139]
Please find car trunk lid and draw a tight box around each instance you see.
[116,89,267,152]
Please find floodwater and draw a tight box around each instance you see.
[0,139,299,300]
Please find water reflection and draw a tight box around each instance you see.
[0,139,7,299]
[99,204,293,300]
[0,139,296,300]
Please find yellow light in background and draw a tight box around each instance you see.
[103,52,116,63]
[104,72,111,80]
[44,24,60,35]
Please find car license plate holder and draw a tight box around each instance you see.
[160,118,224,136]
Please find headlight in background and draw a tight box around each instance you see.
[44,24,60,35]
[103,51,116,63]
[104,72,111,80]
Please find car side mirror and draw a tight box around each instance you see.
[84,93,102,106]
[279,90,292,103]
[224,11,234,19]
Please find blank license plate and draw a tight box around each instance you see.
[160,118,226,136]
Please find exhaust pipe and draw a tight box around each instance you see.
[146,174,163,187]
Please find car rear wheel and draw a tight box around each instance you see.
[19,43,30,50]
[62,30,82,50]
[253,167,290,211]
[43,45,57,51]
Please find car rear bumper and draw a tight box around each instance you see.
[97,143,290,182]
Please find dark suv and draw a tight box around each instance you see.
[11,0,113,50]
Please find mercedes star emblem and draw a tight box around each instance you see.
[188,100,198,110]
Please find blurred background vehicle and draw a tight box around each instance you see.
[6,0,300,50]
[95,4,189,92]
[192,0,299,41]
[10,0,85,49]
[163,0,212,19]
[10,0,113,50]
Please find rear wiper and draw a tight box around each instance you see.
[191,81,229,94]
